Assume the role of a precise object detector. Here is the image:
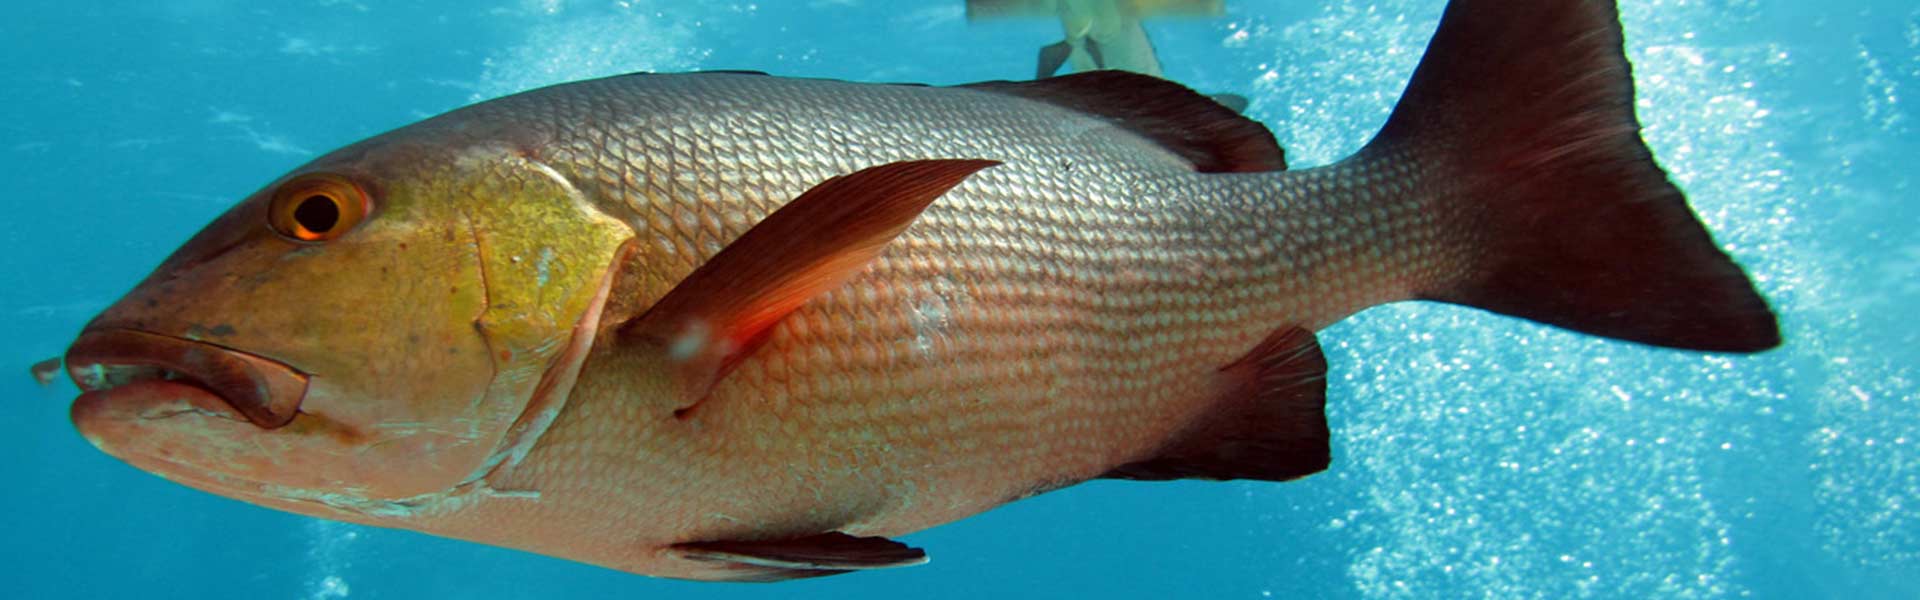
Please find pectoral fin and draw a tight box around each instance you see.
[670,532,929,581]
[619,159,999,416]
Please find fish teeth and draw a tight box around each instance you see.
[81,363,107,390]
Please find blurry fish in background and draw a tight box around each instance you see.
[966,0,1248,112]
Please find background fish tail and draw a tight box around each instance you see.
[1361,0,1779,352]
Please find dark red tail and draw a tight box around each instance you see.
[1367,0,1779,352]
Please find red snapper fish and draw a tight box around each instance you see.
[62,0,1778,582]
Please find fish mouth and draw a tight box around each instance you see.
[65,329,309,429]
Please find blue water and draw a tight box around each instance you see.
[4,1,1916,598]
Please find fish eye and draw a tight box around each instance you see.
[269,173,368,242]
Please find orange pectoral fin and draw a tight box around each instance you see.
[619,159,1000,415]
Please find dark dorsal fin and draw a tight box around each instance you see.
[960,71,1285,173]
[1103,326,1329,482]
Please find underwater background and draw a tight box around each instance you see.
[4,0,1916,598]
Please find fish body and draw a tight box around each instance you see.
[64,0,1777,582]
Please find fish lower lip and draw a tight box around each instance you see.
[64,329,309,429]
[73,379,246,425]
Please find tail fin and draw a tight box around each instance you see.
[1368,0,1780,352]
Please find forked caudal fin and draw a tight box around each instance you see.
[1367,0,1781,352]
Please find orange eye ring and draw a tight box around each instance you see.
[268,173,369,242]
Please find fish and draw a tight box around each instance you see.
[965,0,1221,78]
[965,0,1250,112]
[62,0,1778,583]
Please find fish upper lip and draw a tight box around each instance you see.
[65,328,310,429]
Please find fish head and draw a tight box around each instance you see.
[64,116,631,523]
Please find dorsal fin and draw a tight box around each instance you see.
[960,71,1286,173]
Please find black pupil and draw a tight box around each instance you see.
[294,194,341,233]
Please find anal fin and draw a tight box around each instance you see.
[669,532,928,582]
[1103,326,1330,482]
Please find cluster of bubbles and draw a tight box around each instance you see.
[472,1,709,101]
[305,520,359,599]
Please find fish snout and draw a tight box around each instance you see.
[65,329,309,429]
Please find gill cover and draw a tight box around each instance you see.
[457,146,632,485]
